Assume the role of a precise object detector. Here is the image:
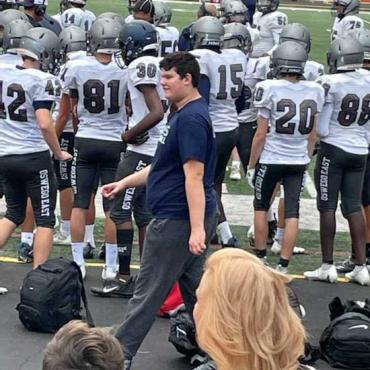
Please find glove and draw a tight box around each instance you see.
[246,167,255,189]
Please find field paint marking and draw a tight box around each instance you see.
[305,173,317,198]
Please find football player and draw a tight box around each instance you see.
[0,8,29,48]
[191,16,247,247]
[60,0,96,31]
[304,36,370,285]
[248,41,324,271]
[252,0,288,57]
[331,0,363,41]
[153,1,179,56]
[91,20,165,298]
[63,18,128,279]
[0,31,71,269]
[130,0,155,23]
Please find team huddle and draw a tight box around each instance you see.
[0,0,369,297]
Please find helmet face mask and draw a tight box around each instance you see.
[223,22,252,54]
[224,1,248,24]
[333,0,360,19]
[257,0,279,14]
[153,1,172,27]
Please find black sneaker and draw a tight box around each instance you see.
[335,257,355,273]
[90,276,136,298]
[83,242,95,259]
[98,243,106,260]
[17,242,33,263]
[221,236,240,248]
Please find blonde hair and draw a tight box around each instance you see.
[196,249,306,370]
[43,320,124,370]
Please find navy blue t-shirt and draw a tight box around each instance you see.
[147,97,217,219]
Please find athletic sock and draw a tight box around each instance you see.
[21,232,34,246]
[84,224,95,248]
[267,207,275,222]
[105,243,118,268]
[60,220,71,237]
[279,257,290,268]
[117,229,134,275]
[255,249,267,259]
[231,160,240,169]
[275,227,284,241]
[217,221,233,244]
[71,242,85,265]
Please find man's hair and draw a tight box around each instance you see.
[133,0,155,17]
[42,321,124,370]
[160,52,200,87]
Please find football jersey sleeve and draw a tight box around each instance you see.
[316,75,333,104]
[190,50,209,77]
[128,59,160,87]
[253,81,272,110]
[62,63,78,91]
[33,76,58,103]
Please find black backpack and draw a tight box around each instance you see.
[320,297,370,369]
[16,258,94,333]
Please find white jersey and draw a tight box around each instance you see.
[127,55,166,156]
[0,64,58,156]
[252,10,288,57]
[331,15,364,41]
[61,8,96,31]
[63,55,129,141]
[191,48,247,132]
[124,14,135,23]
[238,57,267,123]
[304,60,324,81]
[156,25,179,56]
[317,70,370,155]
[254,79,325,164]
[0,52,23,66]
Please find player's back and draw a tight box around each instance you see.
[156,25,179,56]
[63,55,128,141]
[318,70,370,154]
[191,48,247,132]
[252,10,287,57]
[254,79,324,164]
[331,14,364,40]
[0,52,22,66]
[304,60,324,81]
[127,55,166,156]
[0,64,58,156]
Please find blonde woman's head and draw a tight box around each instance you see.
[194,248,306,370]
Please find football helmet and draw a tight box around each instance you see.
[219,0,234,17]
[257,0,279,14]
[2,19,33,52]
[22,0,47,16]
[115,20,159,67]
[153,1,172,27]
[279,23,311,53]
[191,16,224,49]
[327,35,363,73]
[357,29,370,61]
[333,0,360,19]
[224,0,249,24]
[97,12,125,26]
[223,22,252,54]
[68,0,86,6]
[128,0,139,13]
[0,0,19,11]
[0,9,28,46]
[88,17,121,55]
[58,25,86,63]
[271,41,308,77]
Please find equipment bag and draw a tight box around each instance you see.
[16,258,94,333]
[320,298,370,369]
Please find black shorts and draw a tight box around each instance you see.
[53,132,75,191]
[215,128,239,184]
[0,150,57,228]
[362,151,370,207]
[254,163,306,218]
[110,150,152,227]
[236,121,257,173]
[71,137,125,212]
[315,141,367,217]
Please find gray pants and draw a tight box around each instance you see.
[115,212,218,358]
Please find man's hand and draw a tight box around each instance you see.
[246,167,255,189]
[189,227,206,256]
[55,151,73,162]
[122,131,150,145]
[101,181,125,200]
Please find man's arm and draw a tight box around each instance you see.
[69,91,79,133]
[102,165,151,200]
[308,118,318,158]
[248,115,268,169]
[36,108,72,161]
[184,159,206,256]
[122,85,164,143]
[55,93,71,138]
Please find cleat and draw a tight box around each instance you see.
[98,243,106,260]
[345,265,370,286]
[0,286,8,295]
[271,239,305,255]
[304,264,337,283]
[221,236,240,248]
[53,232,71,245]
[335,257,355,273]
[229,163,241,181]
[257,255,269,266]
[17,242,33,263]
[101,264,119,281]
[91,276,137,298]
[83,242,95,259]
[275,264,288,274]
